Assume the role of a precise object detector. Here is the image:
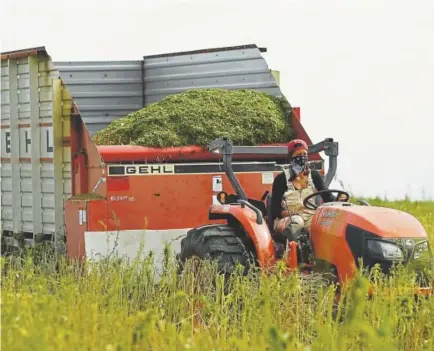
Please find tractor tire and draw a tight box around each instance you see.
[179,224,255,276]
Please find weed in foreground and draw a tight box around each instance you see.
[1,199,434,350]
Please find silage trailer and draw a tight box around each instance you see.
[0,45,325,272]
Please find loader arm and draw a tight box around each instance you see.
[208,137,339,199]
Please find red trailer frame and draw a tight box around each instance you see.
[65,107,326,270]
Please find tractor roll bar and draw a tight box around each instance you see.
[208,137,338,201]
[307,138,338,188]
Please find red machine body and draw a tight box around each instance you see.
[309,203,429,283]
[65,107,323,265]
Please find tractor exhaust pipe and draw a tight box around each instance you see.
[208,137,248,201]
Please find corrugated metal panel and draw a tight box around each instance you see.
[53,44,284,135]
[143,44,283,105]
[1,50,72,248]
[53,61,144,135]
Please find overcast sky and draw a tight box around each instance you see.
[1,0,433,200]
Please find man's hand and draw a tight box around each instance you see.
[281,209,302,218]
[336,193,347,201]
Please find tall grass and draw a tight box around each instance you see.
[1,199,434,351]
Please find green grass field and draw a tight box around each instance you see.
[1,199,433,351]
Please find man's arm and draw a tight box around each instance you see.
[271,172,288,219]
[311,170,337,202]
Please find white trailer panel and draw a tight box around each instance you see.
[1,48,72,249]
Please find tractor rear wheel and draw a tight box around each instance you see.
[179,224,255,277]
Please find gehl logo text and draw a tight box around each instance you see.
[124,165,175,175]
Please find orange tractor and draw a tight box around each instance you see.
[179,137,433,295]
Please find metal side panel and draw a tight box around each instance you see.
[52,60,144,135]
[1,50,72,248]
[143,45,283,105]
[52,44,284,135]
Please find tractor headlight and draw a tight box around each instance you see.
[366,240,404,260]
[413,241,430,260]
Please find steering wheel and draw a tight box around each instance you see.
[303,189,350,211]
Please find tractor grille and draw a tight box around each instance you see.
[345,224,433,277]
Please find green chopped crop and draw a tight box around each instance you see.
[68,193,105,201]
[92,89,292,147]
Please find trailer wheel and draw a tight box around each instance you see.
[179,224,255,277]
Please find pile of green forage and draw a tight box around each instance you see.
[92,89,292,147]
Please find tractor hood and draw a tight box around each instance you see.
[318,203,428,239]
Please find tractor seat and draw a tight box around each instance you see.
[265,194,275,232]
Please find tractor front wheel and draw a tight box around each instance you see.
[179,224,255,277]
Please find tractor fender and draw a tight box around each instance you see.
[208,204,277,268]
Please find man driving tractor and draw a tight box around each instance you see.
[180,136,432,297]
[271,139,342,245]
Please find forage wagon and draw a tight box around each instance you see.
[1,44,326,273]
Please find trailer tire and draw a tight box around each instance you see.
[179,224,255,277]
